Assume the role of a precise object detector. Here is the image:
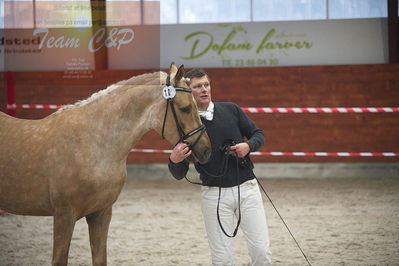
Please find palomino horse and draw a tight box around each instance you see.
[0,63,211,265]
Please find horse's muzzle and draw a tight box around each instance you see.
[190,144,211,164]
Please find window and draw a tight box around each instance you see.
[1,0,92,29]
[253,0,326,21]
[2,0,34,28]
[147,0,177,24]
[0,1,4,29]
[106,1,141,26]
[0,0,391,28]
[328,0,387,19]
[179,0,250,24]
[36,1,92,28]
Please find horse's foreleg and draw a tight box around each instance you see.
[86,205,112,266]
[52,210,76,266]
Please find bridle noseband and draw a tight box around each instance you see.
[161,75,206,151]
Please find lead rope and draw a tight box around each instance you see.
[216,151,241,238]
[254,176,313,266]
[185,150,241,238]
[185,153,312,265]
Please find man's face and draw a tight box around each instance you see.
[189,75,211,111]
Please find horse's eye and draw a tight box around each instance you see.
[180,106,191,113]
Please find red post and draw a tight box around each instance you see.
[6,72,15,117]
[2,73,14,214]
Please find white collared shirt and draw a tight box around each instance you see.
[199,101,214,121]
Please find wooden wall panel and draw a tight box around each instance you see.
[1,64,399,163]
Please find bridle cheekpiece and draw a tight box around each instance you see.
[161,75,207,151]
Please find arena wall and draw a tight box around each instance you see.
[1,64,399,164]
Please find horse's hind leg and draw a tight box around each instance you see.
[86,205,112,266]
[52,210,76,266]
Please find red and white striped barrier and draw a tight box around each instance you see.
[6,103,399,157]
[7,104,63,110]
[131,149,173,154]
[250,151,398,157]
[241,107,399,113]
[130,149,399,157]
[6,104,399,113]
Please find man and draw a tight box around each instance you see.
[168,69,272,266]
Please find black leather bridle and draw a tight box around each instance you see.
[161,75,206,151]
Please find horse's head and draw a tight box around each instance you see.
[160,63,211,164]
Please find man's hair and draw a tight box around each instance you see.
[184,69,210,84]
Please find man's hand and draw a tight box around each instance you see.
[170,143,192,163]
[229,142,250,158]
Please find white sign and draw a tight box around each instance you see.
[159,18,388,68]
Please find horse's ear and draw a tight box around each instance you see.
[174,64,185,84]
[169,62,178,81]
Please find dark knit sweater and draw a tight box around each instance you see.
[168,102,265,187]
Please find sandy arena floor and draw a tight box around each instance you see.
[1,177,398,266]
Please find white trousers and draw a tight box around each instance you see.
[201,179,272,266]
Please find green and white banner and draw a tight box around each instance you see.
[159,18,387,68]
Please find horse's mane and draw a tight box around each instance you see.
[56,71,166,113]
